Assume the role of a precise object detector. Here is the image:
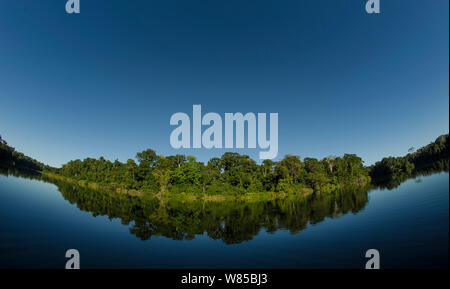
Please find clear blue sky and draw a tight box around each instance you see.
[0,0,448,168]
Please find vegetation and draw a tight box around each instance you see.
[44,151,371,198]
[1,133,448,199]
[0,135,46,172]
[1,133,447,244]
[370,134,449,187]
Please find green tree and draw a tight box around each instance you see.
[136,149,158,168]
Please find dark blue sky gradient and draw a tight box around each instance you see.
[0,0,448,167]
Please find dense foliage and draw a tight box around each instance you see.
[2,133,448,198]
[0,135,45,172]
[370,134,449,185]
[51,150,371,197]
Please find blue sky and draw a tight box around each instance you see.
[0,0,448,167]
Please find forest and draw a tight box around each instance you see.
[370,134,449,186]
[47,151,371,197]
[0,135,46,172]
[1,133,448,199]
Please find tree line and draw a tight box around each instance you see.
[0,135,46,172]
[48,150,371,197]
[1,133,448,198]
[370,134,449,185]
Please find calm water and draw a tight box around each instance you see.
[0,171,448,269]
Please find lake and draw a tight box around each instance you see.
[0,170,448,269]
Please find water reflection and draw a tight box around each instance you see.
[371,168,448,190]
[0,166,42,181]
[0,167,445,245]
[40,176,368,244]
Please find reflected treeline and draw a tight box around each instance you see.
[371,166,449,190]
[0,166,43,181]
[45,175,369,244]
[2,167,446,244]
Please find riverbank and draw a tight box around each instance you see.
[41,171,316,202]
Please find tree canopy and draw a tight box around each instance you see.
[1,134,448,198]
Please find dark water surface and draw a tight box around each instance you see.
[0,171,448,268]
